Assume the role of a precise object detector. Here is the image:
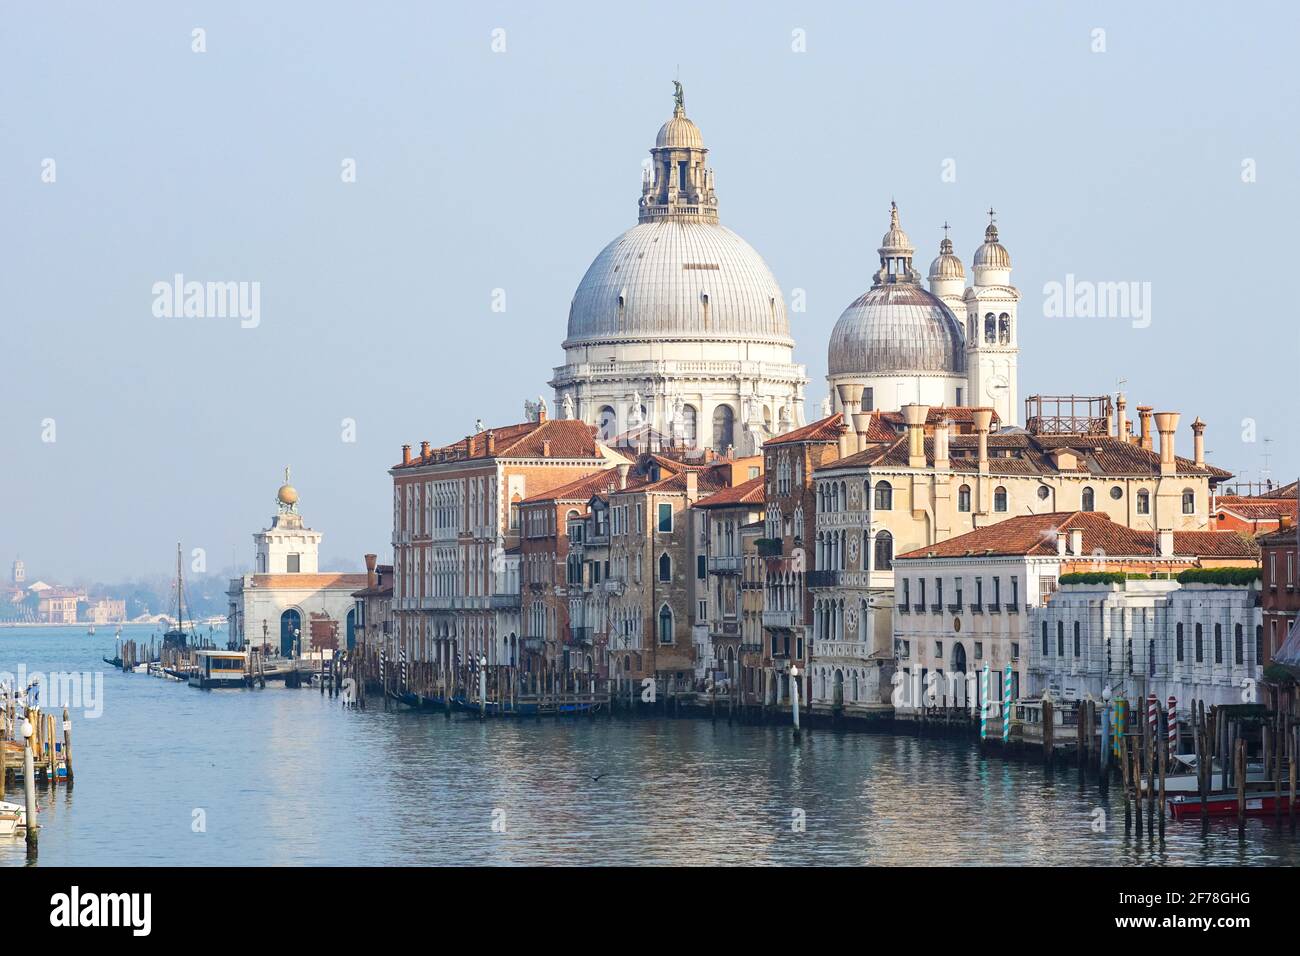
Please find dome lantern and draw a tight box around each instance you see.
[972,207,1013,283]
[640,82,718,224]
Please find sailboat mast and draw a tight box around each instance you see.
[176,542,184,630]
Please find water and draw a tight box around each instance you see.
[2,625,1297,866]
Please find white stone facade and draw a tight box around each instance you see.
[1028,581,1264,713]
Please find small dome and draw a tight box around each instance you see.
[928,236,965,281]
[879,201,912,254]
[973,222,1012,269]
[277,484,299,506]
[656,115,703,149]
[828,284,966,377]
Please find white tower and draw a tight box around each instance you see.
[253,468,321,575]
[963,209,1020,425]
[11,557,24,586]
[927,224,968,404]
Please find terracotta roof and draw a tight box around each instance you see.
[1214,497,1297,520]
[1255,481,1298,499]
[692,474,766,509]
[395,419,605,469]
[877,406,1002,429]
[763,414,845,446]
[520,468,639,504]
[822,431,1231,480]
[640,468,730,494]
[897,512,1258,561]
[249,573,370,590]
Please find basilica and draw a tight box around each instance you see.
[549,87,1022,441]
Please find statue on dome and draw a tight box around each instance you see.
[672,80,685,114]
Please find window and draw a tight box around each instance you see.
[1041,621,1049,656]
[1176,623,1184,662]
[1195,624,1203,663]
[659,553,672,582]
[935,641,943,659]
[658,606,673,645]
[1214,624,1222,664]
[287,553,301,573]
[712,405,735,450]
[957,484,971,512]
[658,503,673,532]
[1081,487,1095,512]
[697,555,706,579]
[1182,490,1195,515]
[1110,486,1123,500]
[1073,621,1081,657]
[1057,621,1064,657]
[1235,624,1244,665]
[1037,485,1050,501]
[1136,489,1150,514]
[974,642,983,660]
[993,486,1007,512]
[902,578,911,606]
[873,481,893,511]
[874,531,893,571]
[861,387,874,411]
[954,578,963,607]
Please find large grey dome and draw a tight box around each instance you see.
[564,220,792,348]
[828,283,966,376]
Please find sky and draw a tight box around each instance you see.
[2,0,1298,581]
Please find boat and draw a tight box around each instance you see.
[86,624,96,636]
[1167,791,1293,820]
[0,801,30,836]
[162,543,198,651]
[1141,754,1274,797]
[188,649,249,689]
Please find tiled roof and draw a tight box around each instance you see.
[249,573,370,590]
[763,414,845,446]
[876,405,1002,430]
[395,419,604,469]
[520,468,640,504]
[1256,481,1298,499]
[897,512,1258,561]
[1213,497,1297,520]
[822,431,1231,480]
[692,474,766,509]
[640,468,730,494]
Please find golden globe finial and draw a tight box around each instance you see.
[276,466,298,512]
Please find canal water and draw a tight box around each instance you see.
[2,625,1297,866]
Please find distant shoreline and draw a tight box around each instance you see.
[0,621,224,629]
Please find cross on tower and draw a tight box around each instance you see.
[987,206,997,224]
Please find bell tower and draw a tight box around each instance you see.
[964,209,1020,425]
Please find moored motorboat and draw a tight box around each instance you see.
[0,801,30,836]
[1167,791,1292,820]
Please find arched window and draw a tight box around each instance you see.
[873,480,893,511]
[993,486,1008,512]
[1136,489,1150,515]
[658,605,673,645]
[596,405,617,440]
[680,405,698,446]
[957,484,972,512]
[873,530,893,571]
[998,313,1011,344]
[984,313,996,343]
[658,553,672,582]
[1081,487,1095,512]
[1182,489,1195,514]
[712,405,735,451]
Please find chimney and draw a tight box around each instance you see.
[685,470,698,499]
[1116,393,1127,441]
[933,419,950,470]
[542,439,552,458]
[1137,406,1154,451]
[1154,411,1180,476]
[365,553,377,589]
[836,383,861,418]
[1056,531,1067,556]
[401,444,411,465]
[420,441,430,460]
[1069,528,1083,557]
[902,404,929,468]
[1158,529,1174,557]
[537,404,547,423]
[485,431,496,456]
[852,412,873,454]
[1191,417,1206,468]
[616,463,630,490]
[973,408,993,472]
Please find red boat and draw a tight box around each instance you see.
[1167,792,1293,820]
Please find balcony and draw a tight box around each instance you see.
[988,603,1003,615]
[807,570,839,589]
[708,555,743,574]
[970,604,984,615]
[947,603,963,614]
[1005,604,1020,615]
[522,637,546,653]
[567,627,593,646]
[601,580,625,596]
[929,604,943,614]
[756,538,784,558]
[762,609,796,629]
[911,604,926,614]
[898,604,911,615]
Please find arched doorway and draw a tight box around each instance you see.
[345,608,356,651]
[280,608,301,658]
[951,642,967,708]
[833,669,844,709]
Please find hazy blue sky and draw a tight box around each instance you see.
[2,1,1297,581]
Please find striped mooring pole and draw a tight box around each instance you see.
[1002,664,1012,742]
[1166,695,1178,758]
[379,647,386,689]
[1147,694,1158,743]
[980,663,990,740]
[1112,698,1127,757]
[400,646,408,690]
